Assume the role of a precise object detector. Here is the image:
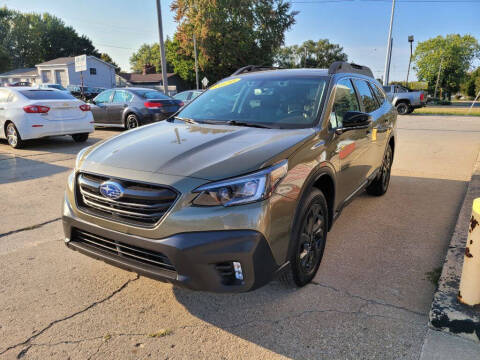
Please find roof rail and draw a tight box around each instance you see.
[328,61,374,78]
[231,65,281,76]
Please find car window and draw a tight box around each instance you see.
[330,78,360,129]
[0,90,9,103]
[95,90,113,104]
[371,83,386,105]
[19,90,75,100]
[177,76,328,129]
[192,91,203,99]
[354,79,378,113]
[112,90,133,104]
[174,92,190,101]
[133,90,170,100]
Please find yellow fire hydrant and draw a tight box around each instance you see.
[458,198,480,306]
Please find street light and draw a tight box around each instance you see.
[405,35,414,87]
[383,0,396,86]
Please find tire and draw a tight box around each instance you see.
[5,122,24,149]
[125,114,139,130]
[396,102,409,115]
[279,189,328,287]
[366,144,393,196]
[72,133,89,143]
[406,107,414,114]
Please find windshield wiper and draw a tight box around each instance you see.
[173,116,198,124]
[201,119,271,129]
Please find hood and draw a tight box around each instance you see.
[80,121,314,180]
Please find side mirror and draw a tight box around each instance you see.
[342,111,371,128]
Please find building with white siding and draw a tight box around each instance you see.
[0,55,116,88]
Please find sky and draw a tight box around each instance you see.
[2,0,480,81]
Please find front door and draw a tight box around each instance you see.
[91,90,113,124]
[108,90,128,126]
[328,77,371,204]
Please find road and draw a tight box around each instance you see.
[1,116,480,359]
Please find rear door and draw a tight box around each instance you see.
[353,79,385,174]
[91,90,113,124]
[329,78,371,204]
[0,89,9,137]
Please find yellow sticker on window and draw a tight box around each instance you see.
[372,128,377,141]
[209,78,241,90]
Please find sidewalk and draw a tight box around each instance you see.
[421,150,480,359]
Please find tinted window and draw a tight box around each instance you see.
[95,90,113,103]
[133,90,170,100]
[354,80,378,113]
[383,86,392,93]
[371,83,386,105]
[173,91,190,101]
[177,76,328,128]
[330,78,360,128]
[112,91,133,103]
[19,90,75,100]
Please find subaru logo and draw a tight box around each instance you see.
[99,181,124,200]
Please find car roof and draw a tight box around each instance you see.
[233,68,330,79]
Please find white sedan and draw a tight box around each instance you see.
[0,87,94,148]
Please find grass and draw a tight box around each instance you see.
[148,329,173,338]
[414,107,480,116]
[424,267,442,286]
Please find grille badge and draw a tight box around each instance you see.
[99,181,124,200]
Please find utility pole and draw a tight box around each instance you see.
[193,34,199,90]
[383,0,396,86]
[155,0,169,95]
[406,35,414,87]
[434,56,443,99]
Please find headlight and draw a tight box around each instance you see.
[192,160,288,207]
[75,146,90,169]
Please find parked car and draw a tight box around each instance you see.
[6,81,32,87]
[382,84,426,115]
[89,87,184,129]
[173,89,203,105]
[0,87,93,148]
[36,83,71,95]
[64,62,396,292]
[67,85,103,101]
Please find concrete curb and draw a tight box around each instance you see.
[429,150,480,342]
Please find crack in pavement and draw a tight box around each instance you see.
[0,275,140,357]
[0,218,61,239]
[311,281,427,317]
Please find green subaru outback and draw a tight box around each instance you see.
[63,62,396,292]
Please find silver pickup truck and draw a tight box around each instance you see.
[383,85,426,115]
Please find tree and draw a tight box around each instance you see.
[0,46,10,73]
[170,0,297,84]
[0,7,99,71]
[129,43,174,74]
[100,53,120,73]
[274,39,348,68]
[461,67,480,98]
[413,34,480,98]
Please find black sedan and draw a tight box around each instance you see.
[90,88,184,129]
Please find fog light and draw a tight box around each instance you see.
[233,261,243,280]
[64,237,70,243]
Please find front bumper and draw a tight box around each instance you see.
[63,210,280,293]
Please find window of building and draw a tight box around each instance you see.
[90,68,97,75]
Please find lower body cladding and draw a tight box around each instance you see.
[62,216,280,293]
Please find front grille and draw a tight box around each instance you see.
[76,172,178,227]
[71,228,176,272]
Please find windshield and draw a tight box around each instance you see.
[133,90,171,100]
[177,76,328,128]
[20,90,76,100]
[48,84,66,91]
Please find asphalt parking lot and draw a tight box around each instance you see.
[1,115,480,360]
